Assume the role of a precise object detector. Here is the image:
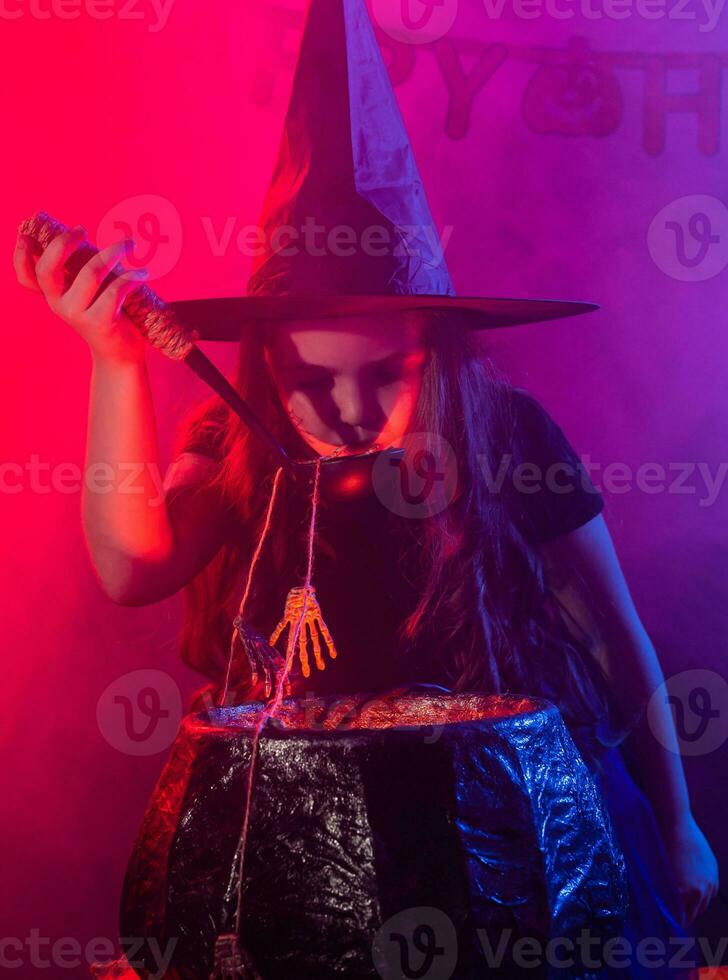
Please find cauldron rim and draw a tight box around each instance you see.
[183,691,556,736]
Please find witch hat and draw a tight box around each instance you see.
[168,0,597,340]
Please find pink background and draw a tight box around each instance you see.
[2,0,726,970]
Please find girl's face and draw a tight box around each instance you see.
[263,312,427,457]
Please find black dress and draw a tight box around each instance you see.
[180,386,699,978]
[183,385,606,700]
[286,385,607,697]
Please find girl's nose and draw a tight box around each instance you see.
[334,377,366,429]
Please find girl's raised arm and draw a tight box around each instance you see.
[13,227,234,605]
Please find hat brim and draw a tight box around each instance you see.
[167,294,599,341]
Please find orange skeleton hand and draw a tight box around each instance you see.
[269,585,338,678]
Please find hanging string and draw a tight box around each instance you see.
[217,457,324,960]
[219,465,285,708]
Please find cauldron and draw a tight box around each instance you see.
[120,690,628,979]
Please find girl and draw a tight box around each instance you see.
[14,226,719,978]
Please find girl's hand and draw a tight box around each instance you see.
[662,812,719,926]
[12,225,150,365]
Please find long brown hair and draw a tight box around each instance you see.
[175,309,635,771]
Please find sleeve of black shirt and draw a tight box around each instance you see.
[505,387,605,544]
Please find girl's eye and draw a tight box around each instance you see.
[374,366,404,385]
[372,358,406,382]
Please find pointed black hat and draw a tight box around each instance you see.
[169,0,597,340]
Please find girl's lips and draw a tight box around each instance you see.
[294,422,381,455]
